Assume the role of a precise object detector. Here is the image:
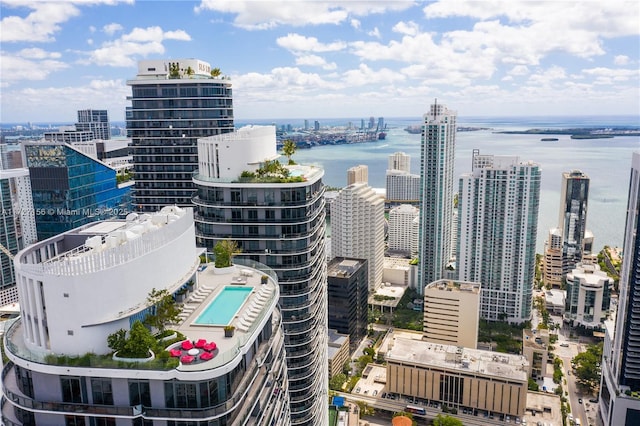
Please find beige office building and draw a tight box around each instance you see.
[347,164,369,185]
[384,332,528,418]
[423,280,481,349]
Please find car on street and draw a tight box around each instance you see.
[578,398,583,404]
[589,398,598,403]
[560,343,569,347]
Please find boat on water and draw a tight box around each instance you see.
[378,132,387,140]
[541,138,559,141]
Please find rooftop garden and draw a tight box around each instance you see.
[238,159,305,183]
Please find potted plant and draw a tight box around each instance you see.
[224,325,235,338]
[261,275,269,284]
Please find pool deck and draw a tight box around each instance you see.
[173,264,277,371]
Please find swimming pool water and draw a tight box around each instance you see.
[194,286,253,326]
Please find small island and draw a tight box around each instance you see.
[541,138,559,142]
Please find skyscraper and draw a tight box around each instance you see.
[3,207,290,425]
[559,170,591,274]
[126,58,234,212]
[331,182,385,291]
[457,152,541,322]
[600,152,640,425]
[76,109,111,140]
[192,125,328,425]
[388,204,419,254]
[417,101,456,295]
[22,141,131,241]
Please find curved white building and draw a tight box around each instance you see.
[2,207,290,425]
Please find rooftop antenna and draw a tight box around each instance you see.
[434,98,438,118]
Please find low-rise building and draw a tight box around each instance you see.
[522,329,550,379]
[565,263,612,329]
[381,330,528,418]
[328,329,350,379]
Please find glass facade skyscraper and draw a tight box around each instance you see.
[418,101,456,295]
[126,58,234,212]
[600,152,640,425]
[559,170,590,275]
[22,142,131,240]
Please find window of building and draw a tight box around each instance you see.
[61,376,86,403]
[91,378,114,405]
[129,380,151,407]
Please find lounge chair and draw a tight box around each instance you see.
[180,355,195,364]
[181,340,194,350]
[195,339,207,349]
[200,351,214,361]
[203,342,217,352]
[169,348,182,357]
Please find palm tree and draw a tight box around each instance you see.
[186,66,194,77]
[210,67,221,78]
[282,139,297,165]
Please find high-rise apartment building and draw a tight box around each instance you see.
[76,109,111,140]
[418,101,456,295]
[559,170,591,273]
[331,182,385,291]
[192,125,328,426]
[347,164,368,185]
[565,263,612,329]
[388,152,411,172]
[423,279,481,348]
[327,257,369,352]
[388,204,419,254]
[22,141,132,240]
[126,58,234,212]
[543,228,564,287]
[2,206,290,425]
[457,152,541,322]
[0,168,36,306]
[600,152,640,425]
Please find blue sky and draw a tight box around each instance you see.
[1,0,639,123]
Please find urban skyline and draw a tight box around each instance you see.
[1,1,639,123]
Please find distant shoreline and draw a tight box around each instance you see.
[494,127,640,137]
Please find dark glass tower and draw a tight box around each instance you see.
[126,59,234,212]
[22,141,131,240]
[559,170,590,275]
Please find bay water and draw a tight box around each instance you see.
[284,116,640,254]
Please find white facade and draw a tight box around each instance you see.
[14,206,199,355]
[137,58,215,79]
[197,125,279,180]
[0,168,36,246]
[457,153,541,322]
[385,169,420,203]
[565,263,612,328]
[388,204,419,254]
[388,151,411,172]
[331,182,385,291]
[418,102,457,295]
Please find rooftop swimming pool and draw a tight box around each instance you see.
[194,286,253,326]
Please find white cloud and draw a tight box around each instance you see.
[103,23,123,35]
[84,26,192,67]
[342,64,406,87]
[295,55,337,70]
[368,27,381,39]
[0,1,133,43]
[582,67,638,83]
[0,2,81,42]
[392,21,419,36]
[89,25,96,33]
[277,33,346,53]
[0,52,68,83]
[350,19,361,30]
[614,55,630,65]
[195,0,414,29]
[1,79,129,122]
[422,1,639,62]
[527,66,567,86]
[17,48,62,60]
[508,65,529,76]
[87,38,94,45]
